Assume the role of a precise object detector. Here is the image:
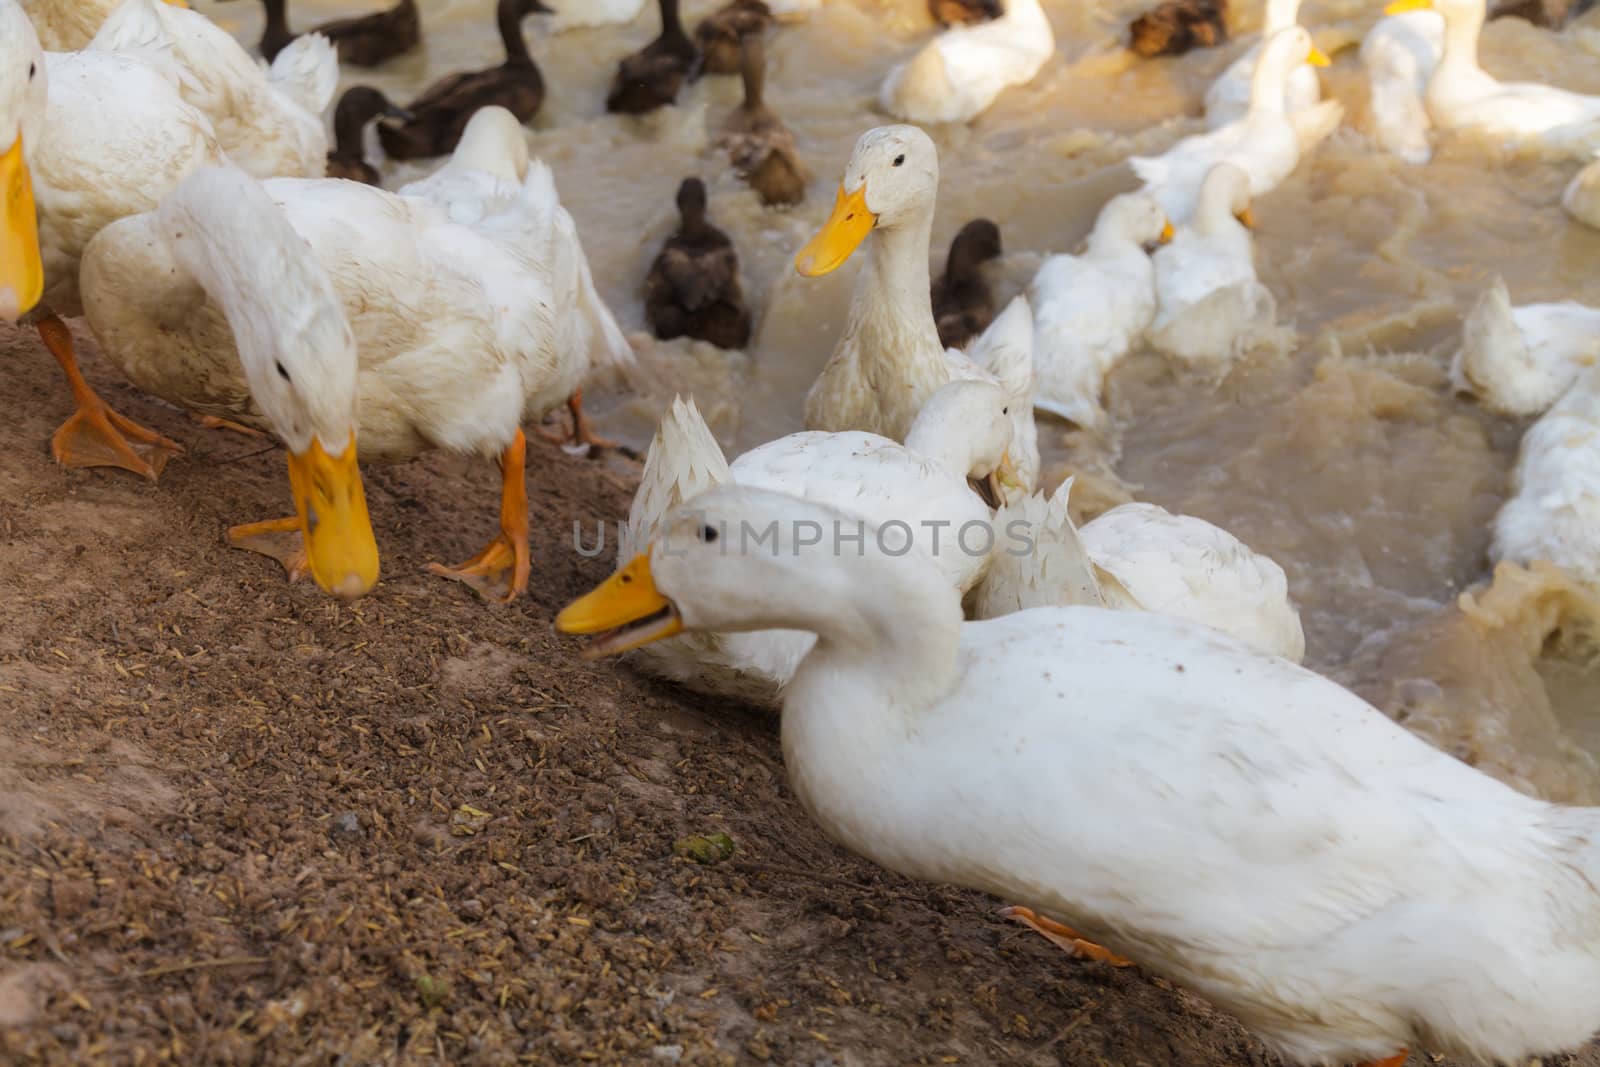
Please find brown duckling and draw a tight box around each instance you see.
[379,0,550,161]
[250,0,422,66]
[931,220,1001,350]
[1490,0,1597,27]
[695,0,772,76]
[717,34,806,207]
[1128,0,1227,57]
[929,0,1003,26]
[607,0,698,114]
[645,178,753,350]
[325,87,411,185]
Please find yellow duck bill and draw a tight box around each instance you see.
[1383,0,1431,13]
[0,135,44,323]
[287,433,380,600]
[795,184,876,277]
[557,553,683,659]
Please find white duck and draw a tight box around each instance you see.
[1028,192,1171,428]
[1148,162,1277,366]
[540,0,646,31]
[1451,278,1600,417]
[1386,0,1600,153]
[20,0,184,50]
[88,0,337,180]
[1563,153,1600,229]
[795,125,1039,499]
[624,382,1019,706]
[562,483,1600,1067]
[115,165,378,598]
[1203,0,1322,130]
[1492,363,1600,591]
[1360,9,1445,165]
[879,0,1054,125]
[971,477,1306,662]
[79,107,633,602]
[1132,26,1340,224]
[1,0,221,480]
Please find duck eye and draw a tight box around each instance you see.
[28,63,36,80]
[892,154,905,167]
[699,524,719,544]
[275,360,292,383]
[1002,406,1010,415]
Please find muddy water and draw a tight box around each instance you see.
[194,0,1600,799]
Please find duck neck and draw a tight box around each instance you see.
[845,211,942,362]
[780,549,964,848]
[660,0,686,40]
[1437,4,1484,76]
[904,406,977,476]
[498,0,532,64]
[741,36,765,109]
[1263,0,1300,34]
[261,0,293,50]
[1245,60,1289,121]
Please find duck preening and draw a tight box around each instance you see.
[607,0,698,113]
[717,32,806,207]
[326,86,411,185]
[930,219,1001,350]
[378,0,549,161]
[644,178,753,350]
[246,0,422,66]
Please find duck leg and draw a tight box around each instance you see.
[40,313,183,480]
[999,905,1135,967]
[226,515,311,581]
[537,389,619,451]
[1355,1054,1408,1067]
[427,429,530,603]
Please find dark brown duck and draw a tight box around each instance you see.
[645,178,753,351]
[1128,0,1228,58]
[607,0,699,114]
[379,0,550,162]
[717,34,806,208]
[251,0,422,66]
[695,0,772,76]
[325,87,411,185]
[931,220,1002,351]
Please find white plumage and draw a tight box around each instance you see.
[1451,278,1600,417]
[1028,192,1166,428]
[1202,0,1321,131]
[1360,10,1444,165]
[879,0,1054,125]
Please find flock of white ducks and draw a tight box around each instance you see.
[6,0,1600,1065]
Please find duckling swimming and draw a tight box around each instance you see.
[930,219,1001,350]
[694,0,771,76]
[607,0,698,114]
[1129,0,1228,57]
[717,33,806,207]
[930,0,1003,26]
[250,0,421,67]
[645,178,753,350]
[325,86,410,185]
[378,0,549,161]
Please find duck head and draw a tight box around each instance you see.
[903,379,1020,509]
[795,124,939,276]
[161,166,380,600]
[0,0,47,322]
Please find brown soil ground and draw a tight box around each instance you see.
[1,320,1596,1067]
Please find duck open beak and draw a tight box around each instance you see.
[557,553,683,659]
[1383,0,1431,11]
[0,135,43,323]
[287,433,379,600]
[795,184,876,277]
[1306,45,1331,67]
[971,451,1023,509]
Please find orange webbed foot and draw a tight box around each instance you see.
[427,429,530,603]
[227,516,310,582]
[999,905,1136,967]
[192,413,266,437]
